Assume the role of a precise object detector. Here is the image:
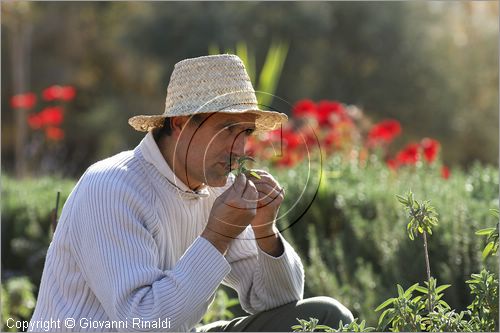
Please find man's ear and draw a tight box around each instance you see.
[170,116,190,137]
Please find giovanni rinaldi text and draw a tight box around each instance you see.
[7,317,172,331]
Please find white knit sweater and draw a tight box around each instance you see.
[29,132,304,332]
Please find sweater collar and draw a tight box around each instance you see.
[139,132,210,199]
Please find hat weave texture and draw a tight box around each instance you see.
[128,54,287,132]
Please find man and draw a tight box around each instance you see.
[29,54,353,332]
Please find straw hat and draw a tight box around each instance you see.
[128,54,288,133]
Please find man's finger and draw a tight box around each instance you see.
[246,170,280,187]
[256,187,284,206]
[253,182,284,198]
[242,179,258,202]
[232,173,247,194]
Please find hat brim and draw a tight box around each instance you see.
[128,108,288,133]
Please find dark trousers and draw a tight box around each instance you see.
[197,296,354,332]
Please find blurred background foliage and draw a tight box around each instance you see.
[1,1,499,331]
[1,1,498,178]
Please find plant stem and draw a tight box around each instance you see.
[423,231,432,313]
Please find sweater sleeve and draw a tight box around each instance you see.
[70,171,230,331]
[222,226,304,314]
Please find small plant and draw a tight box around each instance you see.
[424,305,472,332]
[232,156,261,179]
[466,269,498,331]
[292,317,332,332]
[331,319,374,332]
[397,191,438,313]
[291,317,374,332]
[475,209,499,260]
[375,283,425,331]
[374,193,499,332]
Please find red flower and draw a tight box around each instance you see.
[396,143,420,165]
[282,129,301,150]
[323,131,339,148]
[317,100,346,126]
[27,114,43,129]
[368,120,401,145]
[441,166,450,179]
[45,127,65,141]
[421,138,440,164]
[266,128,282,142]
[39,106,64,127]
[11,93,37,109]
[42,85,76,101]
[300,125,318,148]
[386,158,399,170]
[292,99,317,118]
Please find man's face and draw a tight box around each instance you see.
[174,112,257,188]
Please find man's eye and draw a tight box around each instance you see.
[244,128,255,136]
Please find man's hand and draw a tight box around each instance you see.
[246,170,285,256]
[246,170,284,235]
[201,173,258,254]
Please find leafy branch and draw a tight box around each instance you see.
[475,209,499,260]
[397,191,438,313]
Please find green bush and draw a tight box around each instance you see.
[273,156,498,326]
[1,277,36,332]
[293,193,498,332]
[1,176,75,286]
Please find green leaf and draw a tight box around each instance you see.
[438,300,451,309]
[435,284,451,294]
[476,228,496,236]
[377,309,389,326]
[236,42,254,84]
[315,324,332,331]
[377,309,395,330]
[404,283,420,298]
[375,297,395,312]
[397,284,404,298]
[482,241,494,259]
[396,195,408,205]
[415,286,429,294]
[249,171,261,179]
[257,41,289,106]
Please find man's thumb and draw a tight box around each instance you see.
[233,173,247,192]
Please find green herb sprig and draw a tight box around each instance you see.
[234,156,261,179]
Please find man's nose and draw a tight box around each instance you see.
[230,132,247,157]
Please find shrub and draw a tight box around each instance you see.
[1,277,36,332]
[1,176,75,286]
[292,193,498,332]
[273,156,498,326]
